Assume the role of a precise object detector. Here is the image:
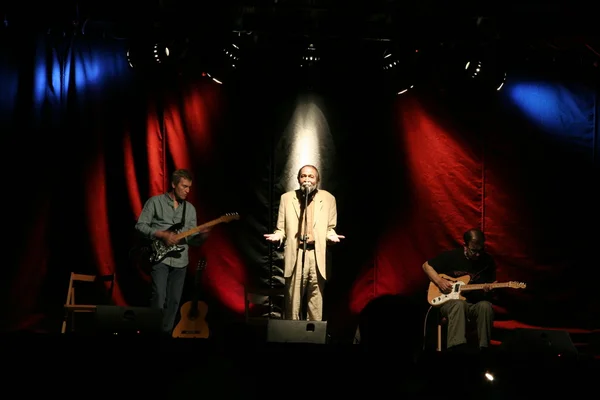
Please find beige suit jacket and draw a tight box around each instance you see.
[272,189,339,280]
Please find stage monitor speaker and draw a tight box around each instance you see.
[94,305,163,336]
[267,320,328,344]
[500,328,578,358]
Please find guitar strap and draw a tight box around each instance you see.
[180,200,187,230]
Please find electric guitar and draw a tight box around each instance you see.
[427,273,526,306]
[172,258,210,338]
[147,213,239,264]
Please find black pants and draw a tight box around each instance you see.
[150,262,187,334]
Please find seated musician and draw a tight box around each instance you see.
[422,228,496,352]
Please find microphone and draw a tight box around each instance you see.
[301,182,314,193]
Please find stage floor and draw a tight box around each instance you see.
[1,332,598,399]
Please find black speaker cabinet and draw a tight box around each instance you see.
[93,305,163,336]
[500,328,578,358]
[267,320,328,344]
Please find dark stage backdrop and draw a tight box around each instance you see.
[1,32,598,350]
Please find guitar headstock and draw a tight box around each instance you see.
[219,212,240,223]
[508,281,527,289]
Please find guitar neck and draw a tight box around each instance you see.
[462,282,511,292]
[174,219,222,241]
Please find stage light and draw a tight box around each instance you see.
[464,59,507,91]
[126,49,134,68]
[300,43,321,68]
[381,45,420,95]
[296,42,325,91]
[202,72,222,85]
[201,38,243,84]
[223,42,240,69]
[127,40,172,69]
[461,45,508,92]
[496,72,507,91]
[465,60,482,78]
[153,42,170,64]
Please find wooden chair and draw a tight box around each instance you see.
[61,272,115,334]
[437,313,448,351]
[429,305,478,351]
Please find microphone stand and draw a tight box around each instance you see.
[299,185,310,321]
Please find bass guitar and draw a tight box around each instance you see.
[172,258,210,338]
[427,273,526,306]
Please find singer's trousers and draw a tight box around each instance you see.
[285,248,325,321]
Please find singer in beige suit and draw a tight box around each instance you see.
[264,165,345,321]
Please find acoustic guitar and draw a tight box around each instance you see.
[172,258,210,338]
[427,273,526,306]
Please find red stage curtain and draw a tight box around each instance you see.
[350,90,599,346]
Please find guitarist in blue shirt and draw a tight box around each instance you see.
[422,228,496,352]
[135,169,210,335]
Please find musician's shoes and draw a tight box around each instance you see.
[479,346,494,362]
[448,343,482,357]
[448,343,469,353]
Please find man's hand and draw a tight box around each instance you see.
[326,233,345,243]
[483,281,497,292]
[264,233,281,245]
[436,277,454,294]
[158,231,179,246]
